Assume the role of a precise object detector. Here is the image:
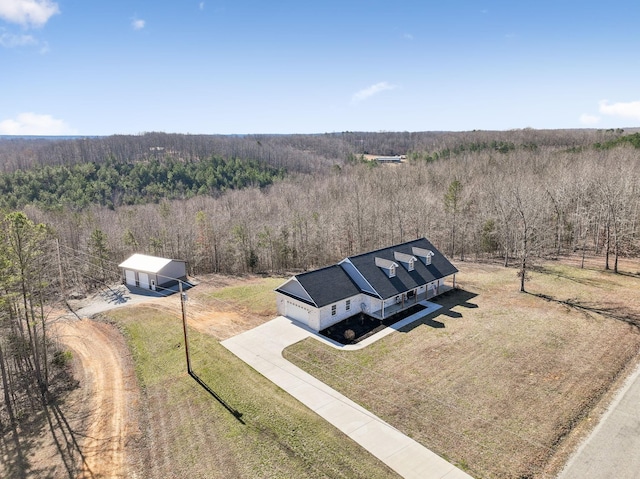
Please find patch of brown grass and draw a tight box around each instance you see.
[284,261,640,478]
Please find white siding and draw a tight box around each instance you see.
[316,293,366,331]
[157,260,187,286]
[358,295,377,315]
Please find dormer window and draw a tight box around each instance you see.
[412,247,434,265]
[375,257,398,278]
[393,252,417,271]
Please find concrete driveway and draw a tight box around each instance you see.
[558,362,640,479]
[222,303,473,479]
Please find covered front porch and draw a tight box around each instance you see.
[367,282,454,321]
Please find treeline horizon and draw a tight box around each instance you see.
[1,128,639,292]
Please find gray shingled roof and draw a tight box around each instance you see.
[276,238,457,308]
[347,238,458,300]
[281,265,362,308]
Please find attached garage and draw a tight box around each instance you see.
[275,264,361,331]
[285,301,311,324]
[118,254,187,292]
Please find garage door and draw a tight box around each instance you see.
[286,301,310,324]
[124,270,136,287]
[138,272,150,289]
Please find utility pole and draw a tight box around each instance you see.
[179,281,192,374]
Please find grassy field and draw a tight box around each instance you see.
[105,306,397,479]
[207,276,285,317]
[283,261,640,479]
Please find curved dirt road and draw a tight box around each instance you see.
[54,319,138,479]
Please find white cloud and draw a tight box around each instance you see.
[0,112,77,135]
[0,0,59,28]
[131,18,145,30]
[199,2,205,10]
[0,30,36,47]
[599,100,640,121]
[351,82,397,104]
[579,113,600,126]
[403,33,413,40]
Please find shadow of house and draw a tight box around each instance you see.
[118,254,188,294]
[398,289,479,334]
[321,289,478,344]
[124,280,194,297]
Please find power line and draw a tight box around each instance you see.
[56,240,565,470]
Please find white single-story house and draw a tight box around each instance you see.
[118,253,187,291]
[275,238,458,331]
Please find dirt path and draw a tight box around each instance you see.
[53,319,138,479]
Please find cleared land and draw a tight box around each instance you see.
[7,261,640,478]
[284,260,640,478]
[103,304,397,478]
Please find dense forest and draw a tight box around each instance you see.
[1,129,639,284]
[1,127,640,456]
[0,155,284,210]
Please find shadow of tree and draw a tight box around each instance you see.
[1,419,31,479]
[530,292,640,328]
[0,382,92,479]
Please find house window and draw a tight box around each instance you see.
[346,299,351,311]
[331,305,337,316]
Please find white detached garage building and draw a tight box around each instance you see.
[119,254,187,292]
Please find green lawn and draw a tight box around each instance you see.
[107,306,397,478]
[208,276,286,316]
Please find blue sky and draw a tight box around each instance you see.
[1,0,639,135]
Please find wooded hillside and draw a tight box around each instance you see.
[1,128,639,289]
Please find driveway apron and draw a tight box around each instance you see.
[221,308,473,479]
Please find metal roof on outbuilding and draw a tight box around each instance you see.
[118,253,175,273]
